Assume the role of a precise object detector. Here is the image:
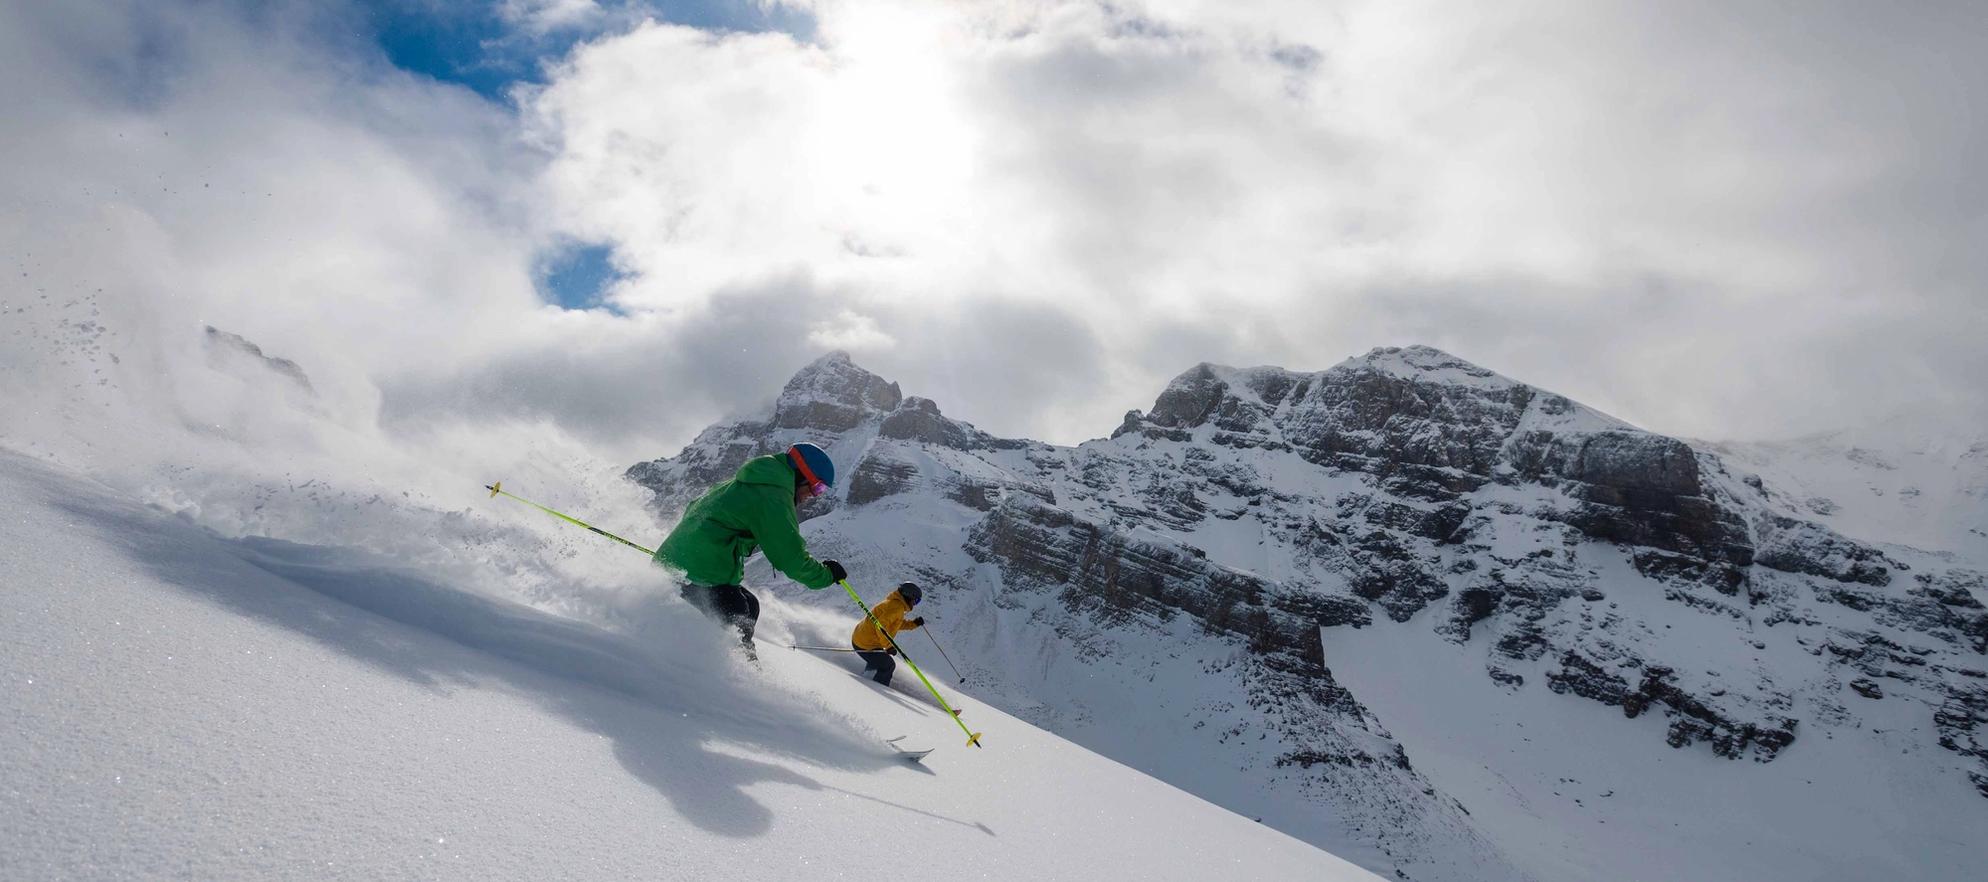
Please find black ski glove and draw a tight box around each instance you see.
[911,617,925,627]
[823,560,847,582]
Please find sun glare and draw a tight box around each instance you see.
[812,3,980,263]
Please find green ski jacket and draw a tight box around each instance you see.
[653,454,836,589]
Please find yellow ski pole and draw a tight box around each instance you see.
[841,580,983,748]
[483,486,976,745]
[483,482,655,556]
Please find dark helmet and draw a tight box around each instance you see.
[787,442,835,489]
[897,582,922,606]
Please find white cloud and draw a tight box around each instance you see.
[806,309,895,351]
[500,0,608,36]
[0,1,601,490]
[517,0,1988,444]
[5,0,1983,491]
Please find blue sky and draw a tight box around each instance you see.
[364,0,812,100]
[536,243,626,312]
[357,0,813,311]
[11,0,1979,457]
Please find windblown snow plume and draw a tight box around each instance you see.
[1,277,665,626]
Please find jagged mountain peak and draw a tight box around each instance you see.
[878,395,1010,450]
[1126,347,1637,478]
[626,344,1988,881]
[772,350,903,432]
[790,349,860,378]
[629,353,1024,513]
[1336,344,1509,388]
[1155,345,1506,402]
[1140,345,1610,428]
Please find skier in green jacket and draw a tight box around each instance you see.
[653,442,846,658]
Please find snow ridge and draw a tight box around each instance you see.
[0,451,1377,881]
[629,346,1988,882]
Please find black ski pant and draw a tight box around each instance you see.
[680,583,760,650]
[854,643,896,686]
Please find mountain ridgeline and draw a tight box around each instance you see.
[627,347,1988,882]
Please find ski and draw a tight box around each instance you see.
[886,735,934,763]
[837,580,983,748]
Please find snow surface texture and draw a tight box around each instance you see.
[0,306,1373,878]
[629,348,1988,882]
[1702,421,1988,564]
[0,452,1374,881]
[6,293,1982,881]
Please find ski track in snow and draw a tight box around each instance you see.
[0,451,1375,881]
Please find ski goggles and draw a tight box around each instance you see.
[788,447,830,499]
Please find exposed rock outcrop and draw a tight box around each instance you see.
[626,345,1988,882]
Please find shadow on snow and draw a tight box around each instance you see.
[49,481,987,840]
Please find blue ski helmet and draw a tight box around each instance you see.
[787,442,836,489]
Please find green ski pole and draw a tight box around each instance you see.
[483,482,655,556]
[840,579,983,748]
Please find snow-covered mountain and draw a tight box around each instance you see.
[0,307,1382,879]
[1701,421,1988,564]
[0,450,1376,881]
[629,348,1988,882]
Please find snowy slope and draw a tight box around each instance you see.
[8,293,1982,882]
[0,451,1377,881]
[1325,593,1982,882]
[1702,421,1988,561]
[628,349,1988,882]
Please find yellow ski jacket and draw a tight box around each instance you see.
[852,590,921,651]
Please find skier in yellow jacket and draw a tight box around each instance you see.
[851,583,923,686]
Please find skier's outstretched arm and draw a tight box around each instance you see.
[744,488,836,589]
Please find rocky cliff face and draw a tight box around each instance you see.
[628,347,1988,882]
[626,352,898,518]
